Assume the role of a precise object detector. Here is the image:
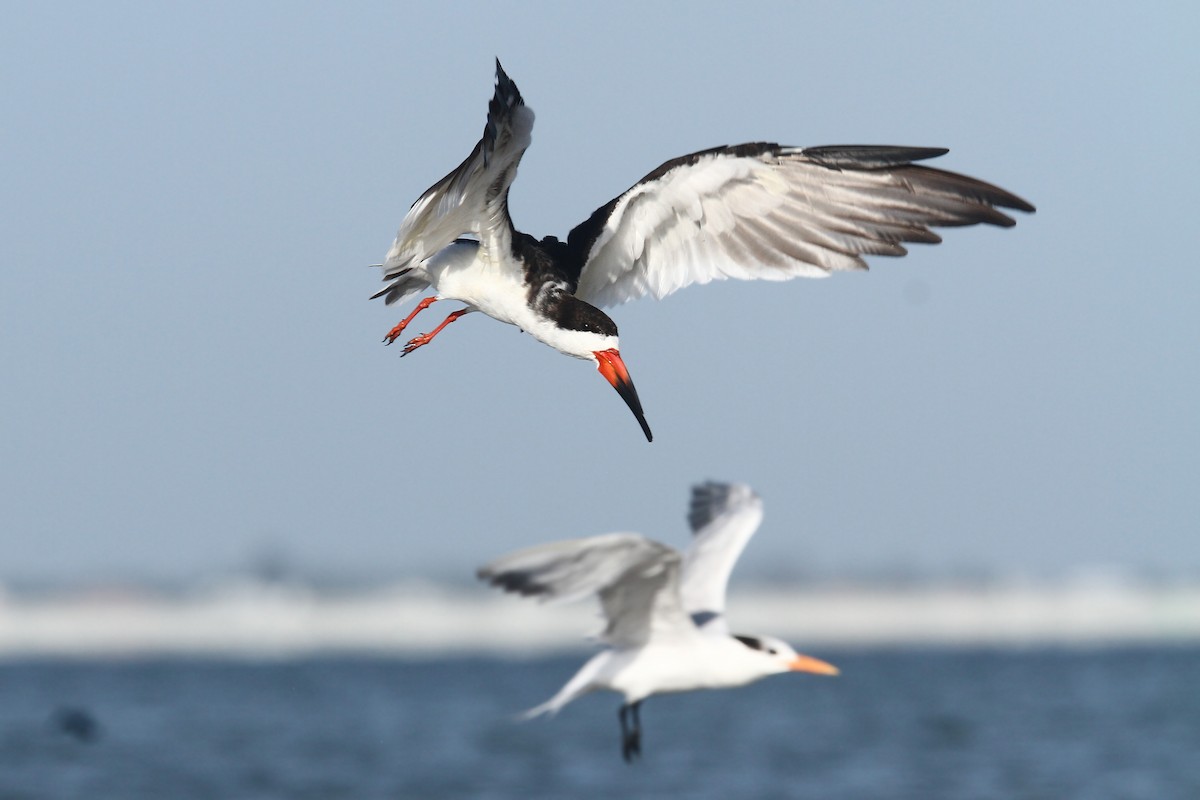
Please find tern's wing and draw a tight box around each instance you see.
[374,60,534,306]
[478,532,697,647]
[679,482,764,636]
[566,144,1034,308]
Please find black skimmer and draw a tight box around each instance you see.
[478,481,837,762]
[375,61,1035,442]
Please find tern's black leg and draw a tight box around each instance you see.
[619,701,642,763]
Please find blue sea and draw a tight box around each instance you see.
[2,647,1198,799]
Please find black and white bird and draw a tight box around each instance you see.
[375,60,1034,442]
[478,481,837,762]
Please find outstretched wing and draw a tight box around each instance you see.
[679,481,764,636]
[566,144,1035,308]
[374,60,534,306]
[478,532,697,647]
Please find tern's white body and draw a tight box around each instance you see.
[532,633,794,715]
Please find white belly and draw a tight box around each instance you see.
[440,265,534,326]
[605,639,763,701]
[422,241,613,361]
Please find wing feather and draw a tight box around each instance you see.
[568,144,1034,308]
[478,532,696,647]
[376,60,533,305]
[679,482,765,636]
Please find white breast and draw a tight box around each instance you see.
[426,243,617,360]
[606,637,767,701]
[426,243,537,326]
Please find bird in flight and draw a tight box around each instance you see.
[375,60,1034,442]
[478,481,837,762]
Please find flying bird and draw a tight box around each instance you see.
[478,481,837,762]
[375,60,1035,442]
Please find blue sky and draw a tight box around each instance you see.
[2,2,1197,583]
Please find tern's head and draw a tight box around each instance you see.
[734,634,840,677]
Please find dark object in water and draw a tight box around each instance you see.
[51,707,101,742]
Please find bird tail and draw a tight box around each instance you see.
[514,652,607,722]
[370,267,428,306]
[516,698,560,722]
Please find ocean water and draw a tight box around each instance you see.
[1,647,1198,799]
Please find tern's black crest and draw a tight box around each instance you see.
[734,635,767,653]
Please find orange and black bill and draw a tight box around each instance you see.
[594,349,653,442]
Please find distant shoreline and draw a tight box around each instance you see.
[3,578,1198,657]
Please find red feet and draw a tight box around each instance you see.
[400,332,436,356]
[398,309,471,358]
[383,296,438,345]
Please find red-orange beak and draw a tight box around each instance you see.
[594,349,653,442]
[788,654,839,676]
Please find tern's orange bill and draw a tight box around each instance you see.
[594,349,653,442]
[788,654,839,676]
